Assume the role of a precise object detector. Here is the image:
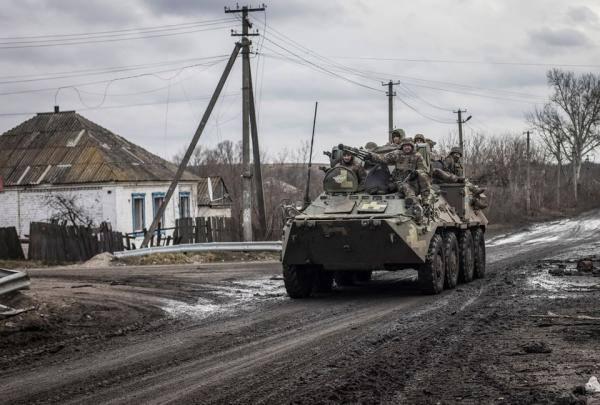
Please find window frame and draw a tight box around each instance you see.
[131,193,146,233]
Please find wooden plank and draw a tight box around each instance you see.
[206,217,213,243]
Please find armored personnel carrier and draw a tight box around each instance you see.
[281,143,487,298]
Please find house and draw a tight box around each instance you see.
[0,109,203,236]
[197,176,233,217]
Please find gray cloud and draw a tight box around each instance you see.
[528,27,591,49]
[567,5,599,26]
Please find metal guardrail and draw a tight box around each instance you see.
[0,268,31,296]
[113,241,282,259]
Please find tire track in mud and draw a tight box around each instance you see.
[68,295,433,404]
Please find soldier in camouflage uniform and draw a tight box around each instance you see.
[336,150,367,187]
[368,139,432,208]
[431,146,465,183]
[443,146,464,177]
[388,128,405,146]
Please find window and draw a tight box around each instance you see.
[179,192,191,218]
[152,192,166,227]
[131,193,145,232]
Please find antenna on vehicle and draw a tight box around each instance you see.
[304,101,319,209]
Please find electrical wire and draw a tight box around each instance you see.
[0,92,241,117]
[0,18,237,41]
[329,56,600,69]
[0,55,230,85]
[0,22,235,49]
[0,57,230,96]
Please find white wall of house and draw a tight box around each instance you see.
[0,181,197,236]
[114,182,197,234]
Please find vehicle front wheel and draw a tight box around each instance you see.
[419,233,445,295]
[283,265,315,298]
[472,228,486,279]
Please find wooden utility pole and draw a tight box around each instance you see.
[524,130,531,215]
[226,4,266,241]
[383,81,400,143]
[454,109,471,151]
[141,43,242,248]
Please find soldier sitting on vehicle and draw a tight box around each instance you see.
[444,146,464,177]
[336,150,367,188]
[441,147,488,208]
[367,139,432,214]
[387,128,405,147]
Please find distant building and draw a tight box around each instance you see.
[0,109,222,236]
[197,176,233,218]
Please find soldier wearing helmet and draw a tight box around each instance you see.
[368,138,432,212]
[336,149,367,187]
[413,133,426,145]
[388,128,405,146]
[444,146,464,177]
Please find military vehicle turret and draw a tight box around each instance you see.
[281,143,487,298]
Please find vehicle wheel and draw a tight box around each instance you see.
[355,270,372,283]
[314,270,334,293]
[283,265,315,298]
[458,230,475,283]
[443,231,459,289]
[419,233,445,295]
[472,228,486,279]
[334,271,355,287]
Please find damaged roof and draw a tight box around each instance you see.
[0,110,201,186]
[197,176,233,206]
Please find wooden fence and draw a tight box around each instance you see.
[0,227,25,260]
[174,216,234,244]
[29,222,124,262]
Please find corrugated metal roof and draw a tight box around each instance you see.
[0,111,201,186]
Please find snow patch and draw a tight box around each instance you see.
[161,277,285,319]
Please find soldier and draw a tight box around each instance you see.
[336,150,367,187]
[444,146,464,177]
[388,128,405,146]
[368,139,432,211]
[413,133,431,173]
[413,133,426,145]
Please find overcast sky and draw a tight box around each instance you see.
[1,0,599,163]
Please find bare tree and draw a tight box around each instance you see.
[45,194,95,227]
[528,69,600,204]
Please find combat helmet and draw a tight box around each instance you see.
[364,141,378,151]
[413,133,426,144]
[450,146,463,156]
[391,128,405,139]
[400,138,415,151]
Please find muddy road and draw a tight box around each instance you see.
[2,211,600,404]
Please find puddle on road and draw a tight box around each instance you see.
[161,277,286,319]
[527,271,599,296]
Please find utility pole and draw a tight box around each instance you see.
[141,43,242,248]
[524,130,531,215]
[383,80,400,143]
[556,135,562,209]
[226,4,266,241]
[454,109,471,151]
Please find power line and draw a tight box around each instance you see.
[0,55,230,85]
[0,92,241,117]
[0,18,237,41]
[0,57,230,96]
[0,23,235,49]
[329,56,600,69]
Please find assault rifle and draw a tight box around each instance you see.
[337,144,373,162]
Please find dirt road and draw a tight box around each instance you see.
[2,211,600,404]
